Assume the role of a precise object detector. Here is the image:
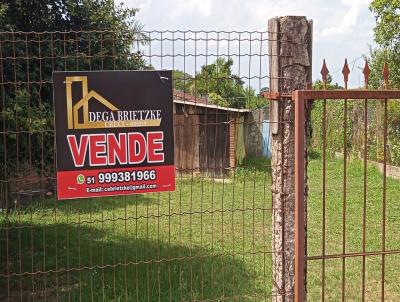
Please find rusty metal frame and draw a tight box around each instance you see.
[293,88,400,302]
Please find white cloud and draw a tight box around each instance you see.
[169,0,212,18]
[136,0,152,11]
[117,0,376,87]
[320,0,371,37]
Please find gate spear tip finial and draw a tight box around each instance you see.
[321,59,329,87]
[362,59,370,89]
[342,58,350,89]
[382,62,389,89]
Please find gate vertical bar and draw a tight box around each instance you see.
[294,91,306,302]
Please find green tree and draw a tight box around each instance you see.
[192,58,265,109]
[369,0,400,88]
[367,47,400,89]
[369,0,400,49]
[368,0,400,165]
[313,75,342,90]
[0,1,149,205]
[173,70,194,92]
[311,76,350,155]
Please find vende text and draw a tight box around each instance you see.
[67,132,164,167]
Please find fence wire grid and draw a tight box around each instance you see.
[0,30,288,302]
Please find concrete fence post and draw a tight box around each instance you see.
[268,16,312,302]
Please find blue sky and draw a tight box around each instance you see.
[118,0,376,88]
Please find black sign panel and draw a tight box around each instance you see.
[53,70,175,199]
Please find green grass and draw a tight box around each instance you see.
[0,168,272,302]
[1,157,400,301]
[307,158,400,301]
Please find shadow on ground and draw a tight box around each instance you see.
[27,193,159,215]
[0,220,255,302]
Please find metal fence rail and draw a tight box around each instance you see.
[294,60,400,302]
[0,30,281,301]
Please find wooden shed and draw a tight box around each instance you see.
[173,91,250,176]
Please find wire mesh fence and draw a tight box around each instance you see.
[0,30,279,301]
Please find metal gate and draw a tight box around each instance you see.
[0,30,274,301]
[294,60,400,301]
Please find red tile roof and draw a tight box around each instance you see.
[172,89,250,113]
[173,90,210,105]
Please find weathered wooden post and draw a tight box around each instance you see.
[268,16,312,301]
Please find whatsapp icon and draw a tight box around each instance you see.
[77,174,85,185]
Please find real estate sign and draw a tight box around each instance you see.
[53,70,175,200]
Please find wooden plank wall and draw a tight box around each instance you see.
[199,111,230,176]
[174,113,200,174]
[174,104,232,177]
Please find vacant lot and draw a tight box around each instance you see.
[1,157,400,301]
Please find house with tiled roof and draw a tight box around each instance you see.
[172,90,270,176]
